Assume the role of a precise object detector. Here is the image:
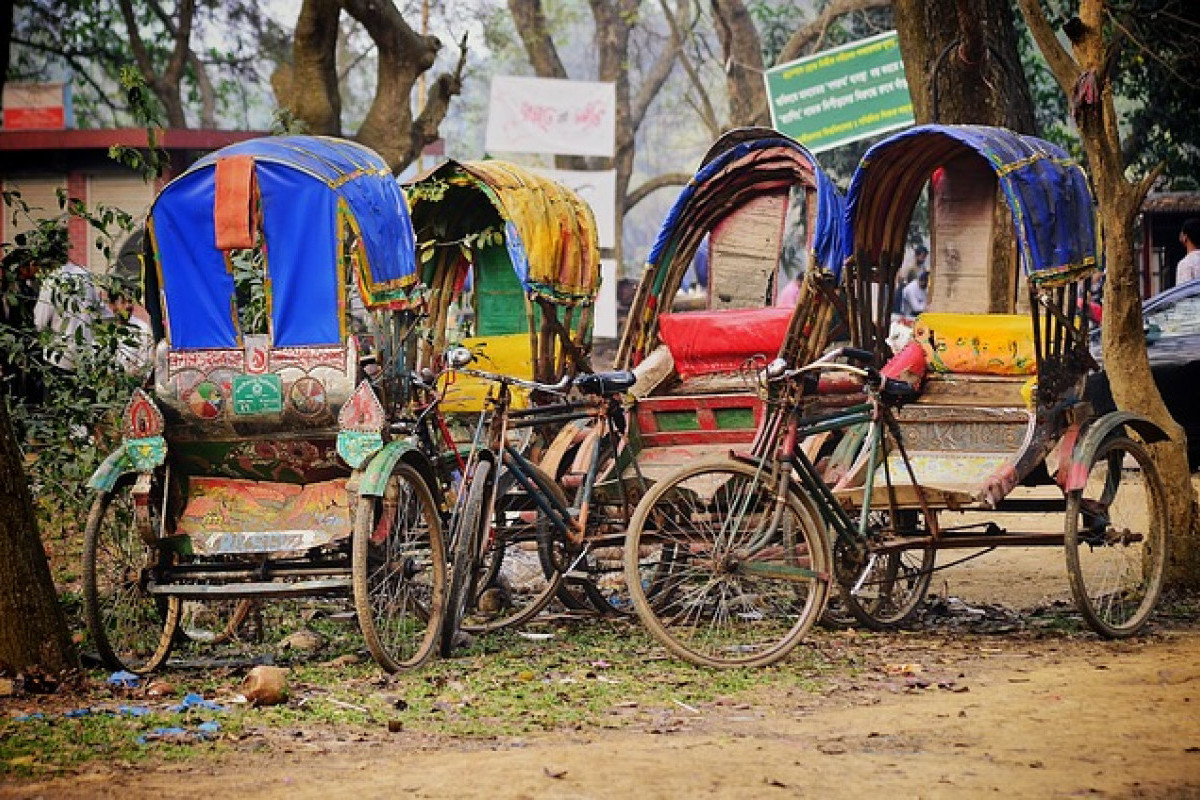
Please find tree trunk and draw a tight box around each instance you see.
[711,0,769,127]
[0,402,76,676]
[275,0,343,136]
[1017,0,1199,588]
[893,0,1034,132]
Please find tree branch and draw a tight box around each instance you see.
[778,0,890,64]
[1013,0,1080,93]
[626,171,692,210]
[508,0,570,78]
[630,0,684,130]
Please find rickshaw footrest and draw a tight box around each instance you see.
[147,578,351,599]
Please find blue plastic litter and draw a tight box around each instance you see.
[137,721,221,745]
[117,706,153,717]
[107,670,141,688]
[170,692,226,713]
[63,707,92,718]
[13,712,45,722]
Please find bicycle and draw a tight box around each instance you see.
[438,348,644,655]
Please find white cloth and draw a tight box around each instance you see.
[1177,250,1200,285]
[33,262,102,370]
[900,278,928,317]
[116,312,155,376]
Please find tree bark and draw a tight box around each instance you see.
[710,0,769,127]
[893,0,1035,132]
[275,0,343,136]
[0,402,76,676]
[1017,0,1199,587]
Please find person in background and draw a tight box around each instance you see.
[33,260,103,372]
[776,272,804,307]
[900,269,929,317]
[893,244,928,314]
[1176,218,1200,286]
[103,285,156,377]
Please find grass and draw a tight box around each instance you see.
[1,610,840,779]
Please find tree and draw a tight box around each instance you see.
[504,0,689,266]
[1017,0,1199,586]
[0,6,78,665]
[893,0,1035,131]
[274,0,468,173]
[0,401,76,677]
[11,0,287,129]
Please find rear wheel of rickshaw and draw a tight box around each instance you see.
[554,434,650,616]
[460,462,564,635]
[82,480,180,674]
[352,461,446,672]
[1064,434,1167,638]
[624,458,831,668]
[838,510,935,631]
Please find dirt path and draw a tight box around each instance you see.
[8,620,1200,800]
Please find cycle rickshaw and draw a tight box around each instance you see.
[623,124,1168,667]
[470,128,850,619]
[83,135,451,674]
[405,159,600,416]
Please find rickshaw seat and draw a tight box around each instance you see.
[912,312,1036,376]
[657,306,793,380]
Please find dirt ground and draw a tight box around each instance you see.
[6,545,1200,800]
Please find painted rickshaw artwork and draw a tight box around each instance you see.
[613,127,847,481]
[620,124,1169,668]
[83,135,450,674]
[405,159,601,414]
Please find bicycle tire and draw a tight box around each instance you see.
[352,461,446,672]
[82,481,180,674]
[1064,434,1167,637]
[440,459,492,656]
[461,460,564,634]
[624,457,831,668]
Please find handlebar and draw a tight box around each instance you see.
[765,346,880,384]
[454,367,572,395]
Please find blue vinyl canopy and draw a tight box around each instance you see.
[845,124,1098,286]
[148,135,418,349]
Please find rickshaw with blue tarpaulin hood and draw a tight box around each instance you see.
[82,135,451,675]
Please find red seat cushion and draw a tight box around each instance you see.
[657,307,794,380]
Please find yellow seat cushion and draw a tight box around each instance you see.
[913,313,1036,376]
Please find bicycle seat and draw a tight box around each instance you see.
[574,371,636,397]
[879,377,921,407]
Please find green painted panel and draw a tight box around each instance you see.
[655,410,700,431]
[476,243,528,336]
[714,407,756,429]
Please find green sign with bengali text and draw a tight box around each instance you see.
[232,374,283,415]
[765,30,913,153]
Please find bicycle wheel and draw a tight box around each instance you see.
[440,459,493,656]
[839,511,934,631]
[83,480,180,674]
[557,433,649,615]
[353,461,446,672]
[1065,434,1167,637]
[461,461,564,634]
[624,457,831,668]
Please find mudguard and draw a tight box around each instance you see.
[358,438,441,498]
[1063,411,1170,492]
[86,445,135,493]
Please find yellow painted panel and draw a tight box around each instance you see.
[438,333,533,413]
